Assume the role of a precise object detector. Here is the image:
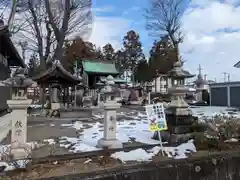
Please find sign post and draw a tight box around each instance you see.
[145,103,167,156]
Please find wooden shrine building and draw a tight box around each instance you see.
[0,23,25,112]
[32,60,80,107]
[77,59,119,88]
[0,24,25,80]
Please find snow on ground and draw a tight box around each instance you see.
[190,106,240,120]
[0,142,38,171]
[2,105,239,170]
[112,140,196,162]
[58,118,196,161]
[51,106,240,161]
[59,118,161,153]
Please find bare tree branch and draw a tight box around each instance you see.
[144,0,188,47]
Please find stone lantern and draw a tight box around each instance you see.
[2,67,34,100]
[165,61,196,144]
[97,75,122,149]
[95,81,105,106]
[2,67,33,159]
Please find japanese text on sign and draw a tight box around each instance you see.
[145,103,168,132]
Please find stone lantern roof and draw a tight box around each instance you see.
[167,61,195,79]
[2,67,34,88]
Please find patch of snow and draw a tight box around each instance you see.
[188,88,196,92]
[43,139,56,145]
[224,138,238,142]
[112,140,196,162]
[28,104,42,108]
[60,118,160,152]
[93,114,104,119]
[111,148,153,162]
[72,121,83,130]
[61,121,83,130]
[190,106,240,120]
[0,142,38,171]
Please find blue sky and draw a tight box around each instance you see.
[91,0,191,55]
[2,0,240,82]
[89,0,240,81]
[91,0,152,53]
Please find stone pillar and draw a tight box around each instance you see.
[98,102,122,148]
[7,99,32,159]
[49,86,61,110]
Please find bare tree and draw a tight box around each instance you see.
[9,0,92,70]
[144,0,188,48]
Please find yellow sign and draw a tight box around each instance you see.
[145,104,168,132]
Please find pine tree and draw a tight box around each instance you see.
[148,35,177,78]
[134,59,151,83]
[102,43,115,61]
[122,30,145,82]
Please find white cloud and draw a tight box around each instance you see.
[92,6,115,13]
[3,2,240,82]
[181,0,240,81]
[88,16,133,50]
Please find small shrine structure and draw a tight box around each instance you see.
[32,60,80,111]
[77,59,119,88]
[0,22,25,112]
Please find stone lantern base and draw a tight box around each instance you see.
[165,87,201,144]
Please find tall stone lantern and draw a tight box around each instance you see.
[2,67,34,158]
[165,61,196,144]
[97,75,122,149]
[167,61,195,111]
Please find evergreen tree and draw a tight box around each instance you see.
[122,30,145,82]
[134,59,151,83]
[102,43,115,61]
[148,35,178,78]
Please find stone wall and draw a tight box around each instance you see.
[39,150,240,180]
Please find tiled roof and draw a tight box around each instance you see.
[82,59,119,74]
[32,60,81,85]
